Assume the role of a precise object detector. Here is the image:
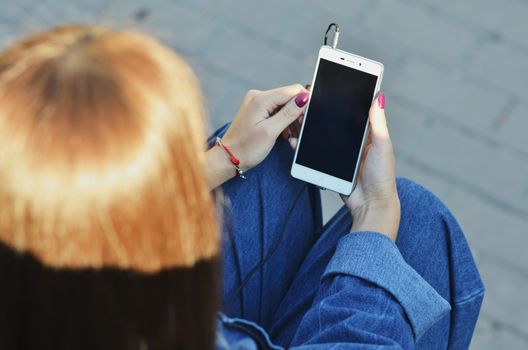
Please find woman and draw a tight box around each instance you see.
[0,25,484,349]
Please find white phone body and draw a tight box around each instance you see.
[291,46,384,195]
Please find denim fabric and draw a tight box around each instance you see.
[210,124,484,349]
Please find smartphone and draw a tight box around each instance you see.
[291,46,384,195]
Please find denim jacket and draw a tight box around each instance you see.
[215,232,451,349]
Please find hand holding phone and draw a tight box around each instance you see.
[290,46,399,240]
[291,46,384,195]
[206,85,308,189]
[345,94,400,241]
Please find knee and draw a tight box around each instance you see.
[396,177,451,221]
[395,178,484,305]
[395,177,458,254]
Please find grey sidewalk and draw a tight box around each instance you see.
[1,0,527,348]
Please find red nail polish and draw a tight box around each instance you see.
[378,92,385,109]
[295,91,309,107]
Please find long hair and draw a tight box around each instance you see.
[0,25,220,349]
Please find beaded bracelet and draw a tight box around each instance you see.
[215,137,247,179]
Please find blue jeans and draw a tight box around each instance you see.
[210,124,484,349]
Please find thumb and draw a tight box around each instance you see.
[369,92,391,149]
[263,91,309,137]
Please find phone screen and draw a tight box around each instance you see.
[296,58,378,182]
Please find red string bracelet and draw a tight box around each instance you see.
[215,137,247,179]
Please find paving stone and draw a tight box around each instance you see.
[320,190,344,225]
[445,188,528,271]
[410,119,528,214]
[181,0,300,49]
[495,102,528,155]
[469,41,528,99]
[125,1,220,56]
[420,0,528,46]
[201,25,310,89]
[199,67,249,131]
[387,95,436,155]
[305,0,371,19]
[0,24,20,49]
[396,159,455,202]
[18,0,111,28]
[363,0,479,66]
[470,315,528,350]
[474,254,528,336]
[391,56,510,133]
[267,1,378,55]
[276,9,408,89]
[0,1,34,33]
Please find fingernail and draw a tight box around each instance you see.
[295,91,309,107]
[378,92,385,109]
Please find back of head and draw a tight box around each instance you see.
[0,25,219,349]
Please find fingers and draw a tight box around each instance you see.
[287,115,304,149]
[280,127,291,140]
[263,91,309,137]
[369,92,392,150]
[259,84,306,112]
[281,85,309,141]
[288,137,298,150]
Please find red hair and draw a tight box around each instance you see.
[0,25,219,272]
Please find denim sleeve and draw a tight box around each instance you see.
[290,232,451,349]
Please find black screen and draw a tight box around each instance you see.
[296,58,378,181]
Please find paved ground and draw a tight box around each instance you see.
[1,0,527,348]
